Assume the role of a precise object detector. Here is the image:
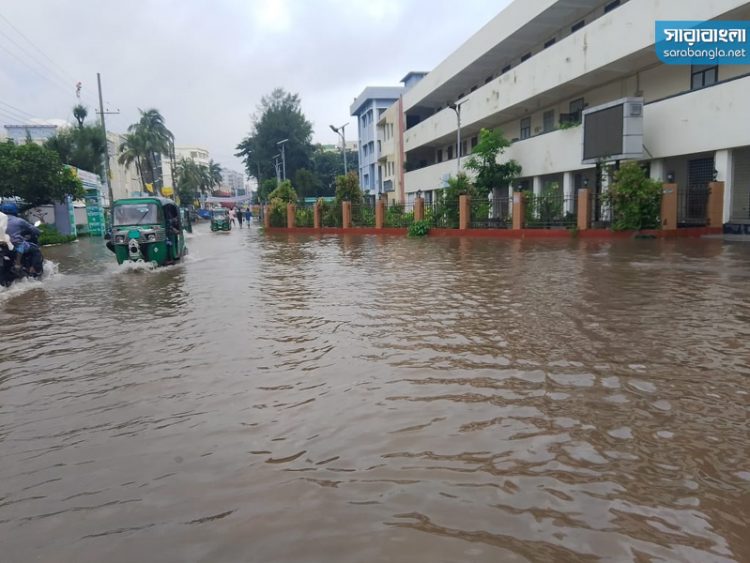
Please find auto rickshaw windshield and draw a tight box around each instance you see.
[114,203,162,226]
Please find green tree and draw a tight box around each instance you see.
[207,160,223,192]
[255,178,278,203]
[309,144,359,197]
[268,180,297,203]
[44,124,107,177]
[0,141,83,209]
[464,128,521,198]
[604,161,662,231]
[235,88,313,183]
[334,171,363,207]
[175,158,212,204]
[293,168,318,200]
[73,104,88,128]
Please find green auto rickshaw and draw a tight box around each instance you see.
[210,207,231,232]
[109,197,188,266]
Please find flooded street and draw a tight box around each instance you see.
[1,224,749,562]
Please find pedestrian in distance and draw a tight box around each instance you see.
[245,208,252,225]
[228,207,237,227]
[237,207,243,228]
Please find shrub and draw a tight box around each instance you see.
[408,219,430,237]
[604,162,662,231]
[38,224,76,245]
[268,198,287,227]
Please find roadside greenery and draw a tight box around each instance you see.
[39,224,76,245]
[464,128,521,199]
[0,140,83,210]
[408,219,430,237]
[268,180,297,227]
[118,109,175,194]
[44,106,106,177]
[604,162,662,231]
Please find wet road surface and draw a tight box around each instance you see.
[1,223,749,562]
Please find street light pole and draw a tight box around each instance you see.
[276,139,288,181]
[449,99,468,175]
[329,123,349,174]
[273,154,281,183]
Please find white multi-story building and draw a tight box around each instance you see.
[107,131,143,200]
[401,0,750,228]
[160,146,211,188]
[221,167,245,195]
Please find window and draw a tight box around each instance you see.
[521,52,532,62]
[447,145,454,160]
[437,149,443,163]
[461,140,467,156]
[543,110,555,132]
[604,0,620,13]
[571,20,585,33]
[471,136,478,149]
[569,98,585,122]
[544,38,556,49]
[501,65,511,74]
[691,64,718,90]
[520,117,531,140]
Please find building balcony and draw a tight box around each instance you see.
[404,0,747,154]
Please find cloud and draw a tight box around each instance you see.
[0,0,508,171]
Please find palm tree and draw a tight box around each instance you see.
[207,160,223,192]
[121,109,174,194]
[73,105,88,128]
[118,131,147,192]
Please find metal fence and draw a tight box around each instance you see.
[678,186,709,227]
[351,201,376,227]
[524,193,576,228]
[295,204,315,227]
[321,202,340,227]
[589,191,612,228]
[424,197,459,229]
[471,197,512,229]
[384,202,415,228]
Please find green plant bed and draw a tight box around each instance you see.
[38,224,76,245]
[408,220,430,237]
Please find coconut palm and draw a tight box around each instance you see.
[73,105,88,128]
[118,131,147,192]
[207,160,223,192]
[120,108,174,194]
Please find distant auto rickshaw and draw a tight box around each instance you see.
[108,197,188,266]
[210,207,231,232]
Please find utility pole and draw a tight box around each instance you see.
[273,154,281,183]
[329,123,349,174]
[276,139,288,181]
[97,73,115,209]
[449,99,468,175]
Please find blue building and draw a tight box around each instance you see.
[350,86,404,197]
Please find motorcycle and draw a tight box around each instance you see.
[0,222,44,288]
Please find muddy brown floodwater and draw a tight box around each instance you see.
[1,224,749,562]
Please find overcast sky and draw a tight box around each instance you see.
[0,0,509,172]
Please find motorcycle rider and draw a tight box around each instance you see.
[0,202,42,276]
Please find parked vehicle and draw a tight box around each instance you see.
[210,208,231,232]
[107,197,187,266]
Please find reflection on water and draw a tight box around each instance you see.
[1,230,749,562]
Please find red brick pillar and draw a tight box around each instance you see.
[375,199,385,229]
[459,194,470,230]
[577,188,590,231]
[286,203,296,228]
[313,202,321,229]
[414,197,425,221]
[661,183,678,230]
[263,205,271,229]
[512,192,525,230]
[707,181,724,228]
[342,201,352,229]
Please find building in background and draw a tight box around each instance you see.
[161,146,211,188]
[221,167,245,195]
[107,131,143,200]
[350,86,404,196]
[320,141,359,153]
[3,124,57,145]
[401,0,750,230]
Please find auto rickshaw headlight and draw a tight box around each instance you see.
[115,235,125,243]
[146,233,156,241]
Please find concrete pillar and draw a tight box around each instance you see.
[286,203,296,228]
[661,183,678,230]
[563,172,574,214]
[263,205,271,229]
[313,202,321,229]
[650,159,666,181]
[375,199,385,229]
[342,201,352,229]
[532,176,543,196]
[714,149,733,223]
[707,181,725,228]
[414,197,425,222]
[459,195,470,230]
[512,192,525,230]
[577,188,590,231]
